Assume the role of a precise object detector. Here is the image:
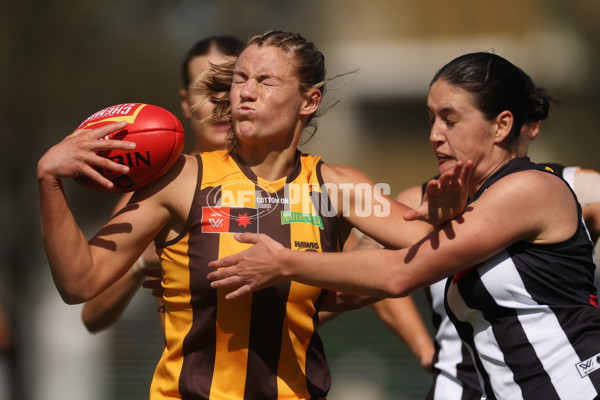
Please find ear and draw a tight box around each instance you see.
[180,88,193,119]
[524,121,541,142]
[493,110,514,144]
[299,88,322,116]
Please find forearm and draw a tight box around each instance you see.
[282,247,413,297]
[38,175,97,303]
[372,297,434,370]
[321,291,382,312]
[82,266,144,333]
[317,311,339,326]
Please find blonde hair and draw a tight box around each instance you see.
[192,30,351,154]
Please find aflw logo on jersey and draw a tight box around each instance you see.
[575,353,600,378]
[201,207,259,234]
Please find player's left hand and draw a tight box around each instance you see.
[207,233,286,300]
[404,160,472,225]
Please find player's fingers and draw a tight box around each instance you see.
[225,285,253,300]
[85,152,130,175]
[85,137,136,153]
[87,121,128,139]
[459,160,473,184]
[424,178,441,194]
[68,121,127,140]
[142,267,162,278]
[77,164,119,189]
[208,254,241,270]
[209,275,243,289]
[142,279,162,289]
[206,264,237,281]
[233,232,261,245]
[403,209,420,221]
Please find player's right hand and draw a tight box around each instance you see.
[37,122,134,189]
[141,267,164,298]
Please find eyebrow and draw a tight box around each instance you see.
[427,104,458,115]
[233,71,283,84]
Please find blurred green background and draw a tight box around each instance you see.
[2,0,600,399]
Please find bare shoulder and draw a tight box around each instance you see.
[477,169,577,243]
[477,169,574,212]
[131,154,198,215]
[489,168,572,199]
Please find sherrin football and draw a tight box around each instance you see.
[74,103,185,193]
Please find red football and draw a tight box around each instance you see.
[74,103,185,193]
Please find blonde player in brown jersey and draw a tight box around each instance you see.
[38,31,468,399]
[80,36,245,333]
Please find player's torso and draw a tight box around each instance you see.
[445,157,600,400]
[152,150,337,400]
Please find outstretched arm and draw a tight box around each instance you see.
[81,244,162,332]
[207,170,576,300]
[81,264,145,332]
[81,192,163,333]
[38,122,173,304]
[38,122,133,303]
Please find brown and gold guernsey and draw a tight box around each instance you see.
[150,149,340,399]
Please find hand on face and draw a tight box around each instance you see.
[404,160,473,225]
[37,122,134,190]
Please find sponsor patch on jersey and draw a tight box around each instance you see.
[201,206,258,233]
[576,352,600,378]
[280,211,323,229]
[294,241,320,251]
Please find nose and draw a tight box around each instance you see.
[429,119,445,146]
[239,79,257,102]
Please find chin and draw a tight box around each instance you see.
[437,160,457,175]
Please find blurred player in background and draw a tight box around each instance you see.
[81,35,245,333]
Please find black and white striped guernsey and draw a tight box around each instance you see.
[445,157,600,400]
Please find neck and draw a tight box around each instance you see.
[234,120,305,181]
[237,144,299,181]
[469,153,517,197]
[192,139,227,155]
